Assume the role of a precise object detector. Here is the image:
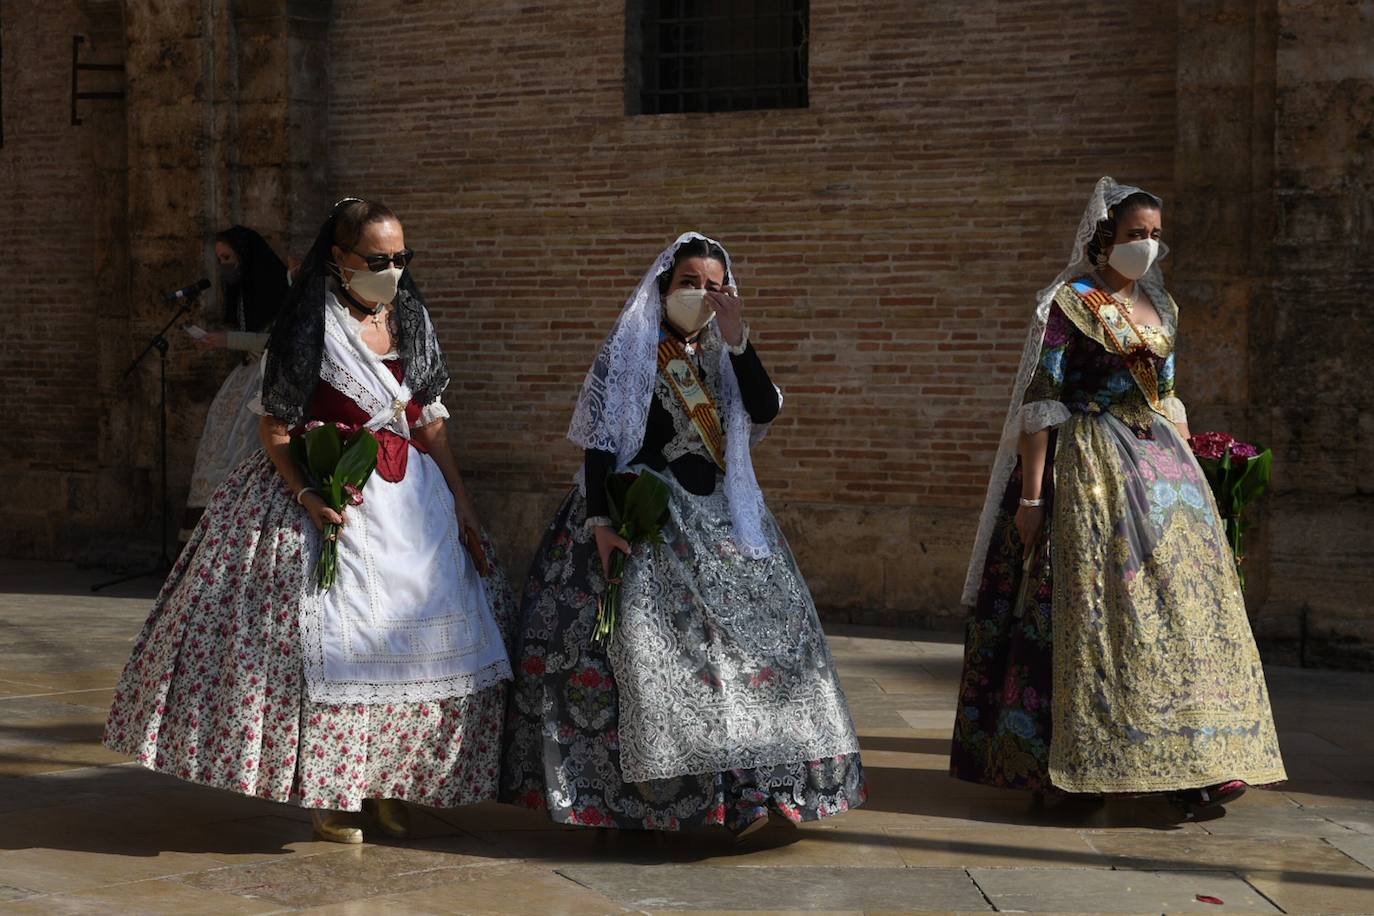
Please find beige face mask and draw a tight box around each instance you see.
[663,288,716,336]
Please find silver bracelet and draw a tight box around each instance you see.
[583,515,614,532]
[295,486,317,506]
[1018,497,1044,508]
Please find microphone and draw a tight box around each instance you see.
[165,278,211,302]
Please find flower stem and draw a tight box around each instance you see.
[317,522,339,589]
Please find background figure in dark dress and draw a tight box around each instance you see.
[182,226,291,537]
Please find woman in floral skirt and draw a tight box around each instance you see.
[105,199,513,843]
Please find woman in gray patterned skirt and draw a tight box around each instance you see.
[499,232,866,836]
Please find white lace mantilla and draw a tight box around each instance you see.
[609,470,861,782]
[567,232,776,559]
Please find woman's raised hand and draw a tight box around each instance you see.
[709,287,744,347]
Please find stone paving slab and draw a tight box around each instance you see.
[967,867,1282,913]
[293,863,633,914]
[1328,832,1374,869]
[554,864,992,911]
[2,560,1374,913]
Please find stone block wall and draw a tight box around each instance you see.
[0,0,140,557]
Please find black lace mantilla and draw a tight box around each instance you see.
[262,281,448,432]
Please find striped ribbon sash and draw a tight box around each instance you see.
[1075,286,1163,411]
[657,331,727,470]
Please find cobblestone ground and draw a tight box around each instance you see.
[1,559,1372,914]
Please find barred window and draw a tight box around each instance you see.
[628,0,809,115]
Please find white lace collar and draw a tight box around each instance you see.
[326,289,399,360]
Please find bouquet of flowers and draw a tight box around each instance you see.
[1188,431,1273,590]
[291,422,380,589]
[593,470,672,644]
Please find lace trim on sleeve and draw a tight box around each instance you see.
[1159,396,1188,425]
[1020,400,1071,434]
[414,400,450,428]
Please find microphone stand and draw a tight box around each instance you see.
[92,295,199,592]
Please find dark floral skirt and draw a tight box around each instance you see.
[950,451,1057,791]
[500,486,867,831]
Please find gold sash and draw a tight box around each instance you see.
[1074,286,1163,413]
[657,334,727,469]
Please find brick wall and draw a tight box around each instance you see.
[325,0,1178,619]
[4,0,1369,665]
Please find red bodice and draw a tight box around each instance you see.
[297,359,428,482]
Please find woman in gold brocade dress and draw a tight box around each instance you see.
[950,178,1286,814]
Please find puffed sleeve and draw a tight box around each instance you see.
[412,400,451,428]
[1157,352,1188,425]
[1019,301,1074,433]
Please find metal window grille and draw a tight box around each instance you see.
[629,0,809,115]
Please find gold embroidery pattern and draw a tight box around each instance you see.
[1067,287,1163,412]
[1048,412,1286,793]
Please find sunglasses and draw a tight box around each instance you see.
[347,247,415,272]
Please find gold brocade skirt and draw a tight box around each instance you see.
[1048,412,1286,793]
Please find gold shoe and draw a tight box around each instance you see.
[311,811,364,844]
[364,797,411,839]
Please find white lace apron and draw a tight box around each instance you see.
[298,295,511,704]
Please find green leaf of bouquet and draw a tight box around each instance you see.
[604,471,634,528]
[1195,457,1223,491]
[625,473,671,537]
[1235,447,1273,507]
[289,436,309,476]
[336,429,380,487]
[304,425,343,481]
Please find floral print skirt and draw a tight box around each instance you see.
[950,443,1057,791]
[103,451,513,811]
[499,485,866,832]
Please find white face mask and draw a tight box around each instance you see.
[340,264,403,305]
[1106,238,1160,281]
[663,288,716,336]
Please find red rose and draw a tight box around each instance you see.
[1189,431,1260,461]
